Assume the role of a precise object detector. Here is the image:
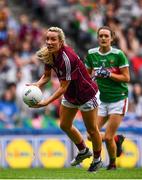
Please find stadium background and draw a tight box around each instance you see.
[0,0,142,168]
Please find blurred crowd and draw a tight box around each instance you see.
[0,0,142,130]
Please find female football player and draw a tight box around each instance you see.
[28,27,102,172]
[85,26,130,170]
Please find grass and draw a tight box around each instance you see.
[0,167,142,179]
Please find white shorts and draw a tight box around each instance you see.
[98,98,128,116]
[61,96,98,112]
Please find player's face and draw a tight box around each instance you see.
[46,31,63,53]
[98,29,112,48]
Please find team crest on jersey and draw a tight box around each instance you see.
[110,60,114,64]
[93,62,98,66]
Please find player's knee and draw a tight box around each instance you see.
[87,133,91,141]
[60,122,70,132]
[60,122,66,131]
[104,135,113,143]
[87,128,98,138]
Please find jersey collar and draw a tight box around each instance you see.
[98,46,112,55]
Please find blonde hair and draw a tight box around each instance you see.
[47,27,66,44]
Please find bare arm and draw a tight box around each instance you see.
[27,67,51,89]
[87,66,130,83]
[110,67,130,82]
[31,80,70,108]
[36,68,51,88]
[87,68,93,76]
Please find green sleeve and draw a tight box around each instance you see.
[118,50,129,67]
[85,54,94,69]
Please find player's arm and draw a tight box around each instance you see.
[87,68,93,76]
[31,80,70,108]
[27,67,51,89]
[110,50,130,82]
[86,67,97,81]
[29,46,53,88]
[36,68,51,88]
[85,53,94,76]
[110,66,130,82]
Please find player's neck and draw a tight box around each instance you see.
[52,52,58,59]
[99,46,111,53]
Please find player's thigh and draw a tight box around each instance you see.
[60,104,78,128]
[105,114,123,138]
[98,116,108,130]
[81,108,98,131]
[108,98,128,115]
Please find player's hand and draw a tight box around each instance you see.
[28,100,47,108]
[25,83,40,88]
[95,67,111,78]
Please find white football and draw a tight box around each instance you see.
[22,85,42,106]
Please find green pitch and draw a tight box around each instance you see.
[0,167,142,179]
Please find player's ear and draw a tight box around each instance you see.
[111,37,114,43]
[111,31,115,44]
[59,40,64,48]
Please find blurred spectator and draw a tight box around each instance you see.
[7,28,20,53]
[0,86,20,129]
[129,83,142,120]
[18,14,31,41]
[30,19,43,50]
[0,20,8,47]
[124,28,140,59]
[0,46,16,97]
[14,41,39,82]
[131,0,142,18]
[130,49,142,84]
[0,0,8,22]
[3,7,20,32]
[15,68,31,120]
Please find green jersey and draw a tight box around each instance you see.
[85,47,129,103]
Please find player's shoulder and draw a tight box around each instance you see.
[62,45,77,57]
[111,47,123,55]
[88,47,99,54]
[87,47,124,55]
[62,45,80,64]
[62,45,74,53]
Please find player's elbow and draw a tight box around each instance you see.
[60,87,67,95]
[125,75,130,83]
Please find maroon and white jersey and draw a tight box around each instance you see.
[45,46,98,105]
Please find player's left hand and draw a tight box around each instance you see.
[95,67,111,78]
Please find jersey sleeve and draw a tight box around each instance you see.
[85,53,94,69]
[118,50,129,68]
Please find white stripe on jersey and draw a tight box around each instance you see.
[119,64,129,68]
[63,51,71,80]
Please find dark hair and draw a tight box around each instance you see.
[97,26,115,39]
[6,82,16,89]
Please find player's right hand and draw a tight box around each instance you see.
[95,67,111,78]
[25,83,40,88]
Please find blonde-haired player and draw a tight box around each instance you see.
[29,27,102,172]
